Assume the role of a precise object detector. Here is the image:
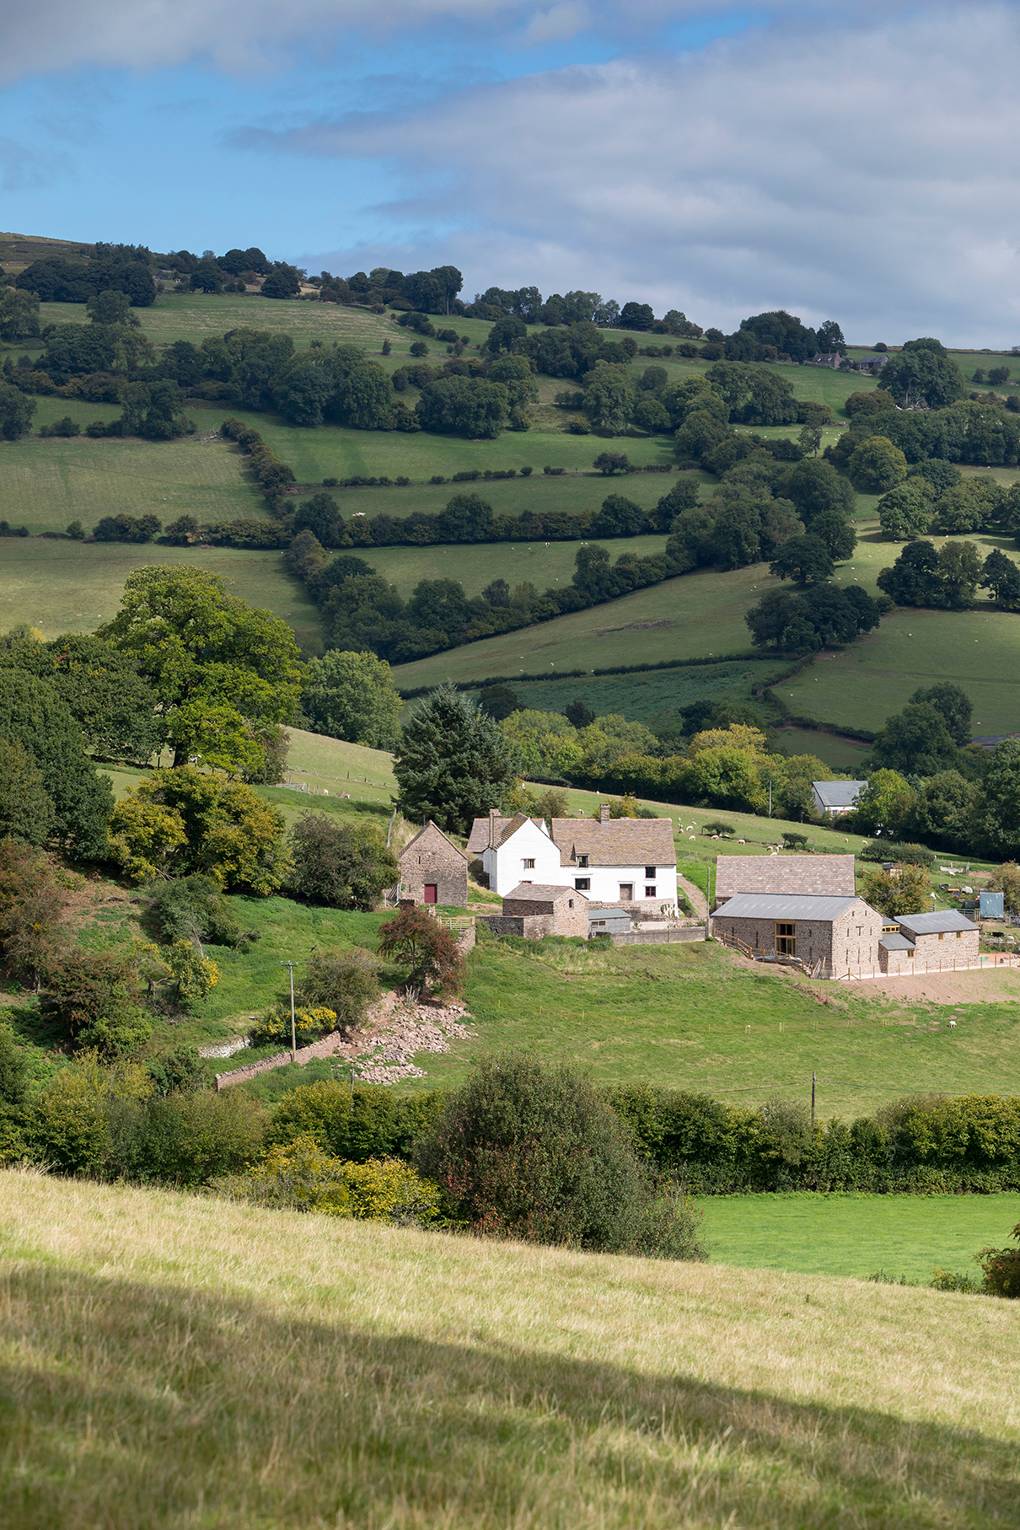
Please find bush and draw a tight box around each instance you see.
[859,839,936,867]
[378,905,464,998]
[978,1223,1020,1297]
[287,813,396,909]
[267,1080,443,1163]
[297,949,380,1034]
[227,1135,442,1223]
[41,950,153,1058]
[251,1005,339,1047]
[116,1089,268,1187]
[417,1054,704,1258]
[146,873,253,948]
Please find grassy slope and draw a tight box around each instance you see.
[700,1192,1020,1283]
[366,535,668,595]
[473,658,786,726]
[3,1171,1019,1530]
[330,465,706,520]
[0,540,323,651]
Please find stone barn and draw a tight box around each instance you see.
[480,883,589,940]
[715,853,857,902]
[398,821,468,907]
[712,893,885,979]
[884,909,980,972]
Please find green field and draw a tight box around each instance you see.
[337,465,702,520]
[700,1193,1020,1282]
[6,1171,1020,1530]
[473,657,785,725]
[367,535,668,595]
[769,725,872,769]
[0,424,261,534]
[393,566,766,688]
[0,539,322,650]
[783,608,1020,736]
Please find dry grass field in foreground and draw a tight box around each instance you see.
[2,1171,1018,1529]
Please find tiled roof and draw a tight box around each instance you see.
[467,813,676,867]
[895,909,978,935]
[549,816,675,867]
[715,854,856,900]
[812,780,866,809]
[713,893,861,921]
[504,882,585,903]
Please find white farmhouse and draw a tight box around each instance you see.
[466,805,678,915]
[811,780,865,817]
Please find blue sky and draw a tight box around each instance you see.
[2,2,1019,342]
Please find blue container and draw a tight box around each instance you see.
[979,890,1005,920]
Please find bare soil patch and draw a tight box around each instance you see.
[844,967,1020,1006]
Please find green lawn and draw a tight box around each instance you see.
[699,1193,1020,1282]
[0,539,323,650]
[475,658,785,726]
[367,536,668,595]
[398,936,1020,1114]
[0,425,261,534]
[393,565,766,689]
[783,608,1020,736]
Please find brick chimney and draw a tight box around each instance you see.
[599,803,610,823]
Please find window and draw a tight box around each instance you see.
[619,883,633,901]
[523,858,535,870]
[644,865,656,879]
[577,854,589,868]
[645,885,655,898]
[568,898,574,908]
[938,932,945,942]
[775,921,797,957]
[575,877,590,891]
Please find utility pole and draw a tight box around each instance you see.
[811,1071,817,1132]
[285,960,297,1062]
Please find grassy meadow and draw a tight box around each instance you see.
[0,539,322,650]
[700,1192,1020,1283]
[3,1170,1019,1530]
[474,657,786,726]
[336,463,704,519]
[367,535,668,595]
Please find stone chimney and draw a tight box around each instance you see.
[599,803,610,823]
[489,806,499,847]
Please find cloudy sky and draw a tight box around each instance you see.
[2,1,1018,343]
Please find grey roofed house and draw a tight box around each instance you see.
[895,909,978,936]
[715,853,856,903]
[710,892,859,921]
[811,780,866,815]
[503,882,576,903]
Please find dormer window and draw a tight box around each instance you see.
[577,854,589,868]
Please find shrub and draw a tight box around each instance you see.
[702,819,735,837]
[267,1080,443,1162]
[0,839,68,988]
[978,1223,1020,1297]
[228,1135,442,1223]
[117,1089,268,1187]
[251,1005,338,1047]
[146,874,252,948]
[147,1044,204,1097]
[287,813,396,909]
[29,1054,152,1177]
[930,1268,979,1294]
[417,1054,704,1258]
[297,949,380,1034]
[378,905,464,998]
[163,940,219,1008]
[859,839,936,867]
[41,950,153,1058]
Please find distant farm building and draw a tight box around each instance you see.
[397,821,468,907]
[715,853,857,902]
[712,892,885,979]
[479,883,589,940]
[811,780,865,817]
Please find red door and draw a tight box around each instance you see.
[423,883,438,904]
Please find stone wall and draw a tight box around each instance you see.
[610,926,707,946]
[214,1029,346,1091]
[398,825,468,907]
[829,904,886,979]
[910,929,981,972]
[501,893,588,939]
[712,913,836,973]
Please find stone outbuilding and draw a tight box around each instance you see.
[397,821,468,907]
[480,882,589,940]
[711,892,886,979]
[884,909,981,972]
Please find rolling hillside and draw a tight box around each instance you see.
[2,1170,1018,1529]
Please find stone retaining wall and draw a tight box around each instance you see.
[214,1029,346,1091]
[610,926,707,946]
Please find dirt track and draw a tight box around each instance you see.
[845,966,1020,1006]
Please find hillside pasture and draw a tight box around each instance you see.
[366,536,668,596]
[769,725,872,770]
[0,424,261,534]
[782,608,1020,737]
[334,465,706,521]
[0,539,322,649]
[473,657,786,726]
[6,1171,1020,1530]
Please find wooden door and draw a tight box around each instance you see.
[424,883,438,904]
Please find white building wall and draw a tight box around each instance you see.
[490,820,563,896]
[572,862,678,911]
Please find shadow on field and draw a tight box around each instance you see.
[1,1264,1016,1528]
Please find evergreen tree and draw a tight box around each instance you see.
[0,669,112,859]
[394,686,517,833]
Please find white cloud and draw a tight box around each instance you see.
[281,5,1020,343]
[524,2,591,43]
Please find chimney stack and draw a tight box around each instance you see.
[489,806,499,847]
[599,803,610,823]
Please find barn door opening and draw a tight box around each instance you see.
[423,883,438,904]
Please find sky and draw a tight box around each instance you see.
[2,1,1019,344]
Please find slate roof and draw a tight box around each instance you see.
[504,882,584,904]
[895,909,978,935]
[880,932,915,951]
[399,820,468,863]
[466,813,676,867]
[812,780,866,810]
[715,854,857,901]
[712,893,861,922]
